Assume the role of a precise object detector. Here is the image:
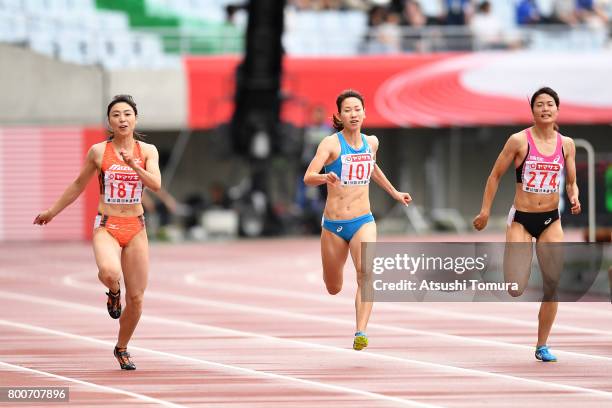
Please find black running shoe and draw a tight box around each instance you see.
[114,346,136,370]
[106,289,121,319]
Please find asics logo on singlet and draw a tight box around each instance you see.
[544,218,552,225]
[108,164,134,171]
[336,226,343,233]
[553,156,560,163]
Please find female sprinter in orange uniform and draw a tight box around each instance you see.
[473,87,581,362]
[34,95,161,370]
[304,89,412,350]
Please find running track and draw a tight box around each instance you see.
[0,235,611,407]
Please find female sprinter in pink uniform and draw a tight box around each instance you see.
[473,87,581,362]
[304,89,412,350]
[34,95,161,370]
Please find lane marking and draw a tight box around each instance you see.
[182,272,612,337]
[0,360,185,407]
[0,318,443,408]
[62,275,612,363]
[5,286,611,400]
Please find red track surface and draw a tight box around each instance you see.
[1,237,611,407]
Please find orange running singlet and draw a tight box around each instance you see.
[95,141,147,247]
[99,141,145,204]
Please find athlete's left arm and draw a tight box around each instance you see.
[121,144,162,192]
[369,136,413,206]
[564,137,581,215]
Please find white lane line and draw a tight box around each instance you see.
[49,280,612,398]
[61,274,612,363]
[0,317,443,408]
[183,272,612,337]
[4,292,612,403]
[0,360,185,408]
[179,274,612,361]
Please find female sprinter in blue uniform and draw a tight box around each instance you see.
[304,89,412,350]
[474,87,581,362]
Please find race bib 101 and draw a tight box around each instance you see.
[341,153,374,186]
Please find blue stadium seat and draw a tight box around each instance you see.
[0,11,27,43]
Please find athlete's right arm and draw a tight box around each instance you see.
[303,137,339,187]
[473,134,521,231]
[33,146,99,225]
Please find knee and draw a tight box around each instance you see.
[325,283,342,295]
[541,286,558,302]
[323,266,343,295]
[508,286,525,298]
[541,276,559,289]
[126,292,144,309]
[98,265,120,284]
[355,268,367,287]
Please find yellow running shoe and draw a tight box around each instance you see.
[353,331,368,351]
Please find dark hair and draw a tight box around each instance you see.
[107,94,138,117]
[332,89,365,131]
[530,87,560,131]
[106,94,145,140]
[478,1,490,13]
[530,87,559,111]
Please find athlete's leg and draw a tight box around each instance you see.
[321,228,350,295]
[93,228,122,293]
[349,222,376,333]
[535,220,563,348]
[504,222,533,297]
[116,228,149,348]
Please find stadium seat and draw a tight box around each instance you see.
[27,31,57,58]
[0,11,27,43]
[284,10,367,56]
[131,32,166,68]
[64,0,95,14]
[57,29,97,65]
[0,0,23,12]
[489,0,517,28]
[95,10,130,31]
[96,33,134,69]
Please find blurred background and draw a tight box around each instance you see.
[0,0,611,243]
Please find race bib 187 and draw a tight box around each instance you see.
[104,172,143,204]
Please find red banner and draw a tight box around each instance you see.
[0,127,104,242]
[83,128,106,240]
[186,52,612,129]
